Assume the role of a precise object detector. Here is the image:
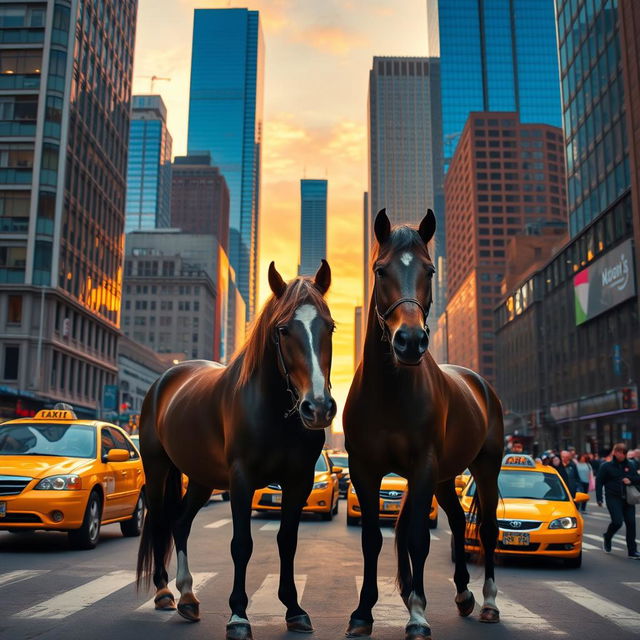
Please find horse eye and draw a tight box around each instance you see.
[375,267,385,278]
[425,266,436,277]
[331,322,337,333]
[277,326,289,336]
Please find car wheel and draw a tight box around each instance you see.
[347,515,360,526]
[332,494,339,515]
[120,492,145,537]
[69,490,102,550]
[429,515,438,529]
[222,491,230,501]
[321,501,334,521]
[564,551,582,569]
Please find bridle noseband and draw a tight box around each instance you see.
[374,288,430,342]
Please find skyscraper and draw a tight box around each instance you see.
[126,95,173,232]
[555,0,629,236]
[187,8,264,320]
[298,179,327,276]
[429,0,562,165]
[366,56,444,317]
[0,1,137,418]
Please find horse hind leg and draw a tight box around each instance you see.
[435,479,475,617]
[173,480,213,622]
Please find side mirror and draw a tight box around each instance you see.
[573,491,590,503]
[332,466,344,477]
[105,448,130,463]
[455,486,463,497]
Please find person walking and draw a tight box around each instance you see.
[561,450,579,497]
[596,443,640,559]
[575,454,593,512]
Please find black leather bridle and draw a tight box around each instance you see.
[374,287,430,343]
[274,327,300,418]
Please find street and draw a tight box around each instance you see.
[1,498,638,640]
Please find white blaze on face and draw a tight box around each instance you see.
[294,304,324,399]
[400,252,413,267]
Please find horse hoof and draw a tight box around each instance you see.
[286,613,314,633]
[479,606,500,623]
[345,618,373,637]
[177,602,200,622]
[153,589,176,611]
[405,622,432,640]
[456,591,475,617]
[226,622,253,640]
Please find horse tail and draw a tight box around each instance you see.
[395,492,412,598]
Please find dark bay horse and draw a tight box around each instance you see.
[136,261,336,640]
[343,210,504,640]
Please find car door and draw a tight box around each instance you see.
[103,426,139,518]
[99,427,121,520]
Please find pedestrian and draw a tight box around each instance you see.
[596,443,640,559]
[575,454,593,512]
[588,451,602,474]
[549,453,569,486]
[560,450,579,497]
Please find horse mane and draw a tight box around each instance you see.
[370,224,431,269]
[230,278,332,389]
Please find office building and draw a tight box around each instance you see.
[298,179,327,276]
[187,8,264,319]
[125,95,173,232]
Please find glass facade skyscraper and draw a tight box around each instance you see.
[429,0,562,165]
[298,179,327,277]
[187,8,264,320]
[555,0,629,236]
[126,95,172,233]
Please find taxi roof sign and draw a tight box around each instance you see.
[34,408,78,421]
[502,454,536,468]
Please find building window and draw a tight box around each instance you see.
[6,294,21,323]
[3,345,18,379]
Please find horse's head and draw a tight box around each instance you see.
[372,208,436,366]
[268,260,337,429]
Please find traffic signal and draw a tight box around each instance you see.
[622,387,632,409]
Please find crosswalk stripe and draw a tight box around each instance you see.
[622,582,640,592]
[583,533,628,550]
[581,542,599,550]
[136,572,217,619]
[356,576,407,627]
[259,521,280,531]
[248,573,306,624]
[15,570,135,619]
[444,530,451,535]
[381,528,394,538]
[546,581,640,633]
[0,570,49,589]
[457,579,565,635]
[205,518,232,528]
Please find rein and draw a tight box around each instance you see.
[274,328,300,418]
[373,287,430,342]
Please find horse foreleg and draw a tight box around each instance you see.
[404,471,436,640]
[227,465,255,640]
[277,474,315,633]
[435,479,474,617]
[172,481,212,622]
[346,464,382,638]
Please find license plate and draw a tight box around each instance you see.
[502,532,530,546]
[382,501,401,512]
[271,494,282,504]
[0,501,5,518]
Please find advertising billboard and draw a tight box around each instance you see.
[574,238,636,325]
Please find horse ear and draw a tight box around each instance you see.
[313,259,331,295]
[374,208,391,245]
[268,261,287,298]
[418,209,436,245]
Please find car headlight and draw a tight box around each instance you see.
[34,475,82,491]
[464,511,478,524]
[549,516,577,529]
[312,481,329,490]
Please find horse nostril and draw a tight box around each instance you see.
[325,398,337,421]
[300,400,315,421]
[418,330,428,354]
[393,330,409,352]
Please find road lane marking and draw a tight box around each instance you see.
[456,579,565,635]
[15,570,135,619]
[0,570,49,589]
[545,581,640,633]
[136,572,217,619]
[444,530,451,535]
[430,534,440,540]
[205,518,232,528]
[581,542,599,550]
[583,533,628,551]
[356,576,407,627]
[622,582,640,592]
[381,528,394,538]
[259,521,280,531]
[248,573,306,625]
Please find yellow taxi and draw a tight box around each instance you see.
[456,454,588,568]
[455,468,472,490]
[346,473,439,528]
[252,450,342,520]
[0,406,145,549]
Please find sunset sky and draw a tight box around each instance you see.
[133,0,430,429]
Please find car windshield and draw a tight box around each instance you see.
[467,470,569,501]
[315,454,328,472]
[331,456,348,467]
[385,473,401,478]
[0,423,96,458]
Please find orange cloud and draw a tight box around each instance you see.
[293,25,369,56]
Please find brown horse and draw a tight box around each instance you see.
[136,261,336,640]
[343,209,504,640]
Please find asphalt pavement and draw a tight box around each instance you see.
[1,495,639,640]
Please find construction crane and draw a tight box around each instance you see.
[136,75,171,93]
